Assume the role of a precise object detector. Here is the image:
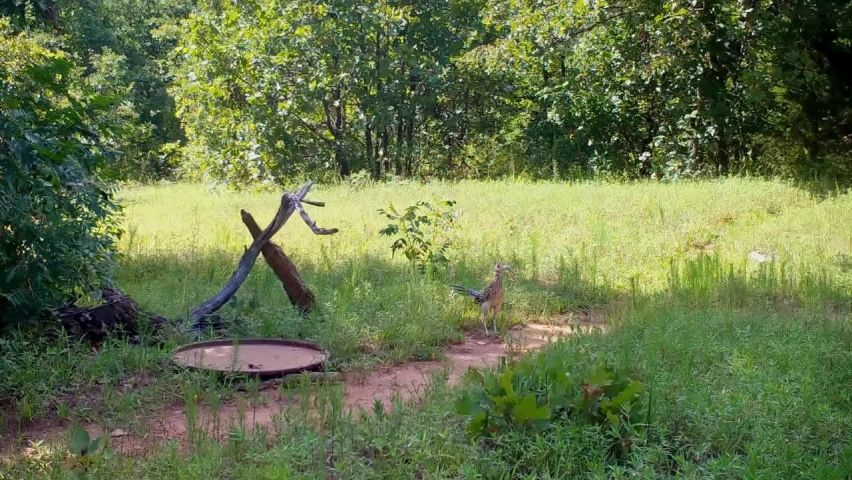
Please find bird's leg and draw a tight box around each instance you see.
[481,303,490,335]
[492,304,501,335]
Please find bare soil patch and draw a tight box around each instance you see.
[3,317,605,458]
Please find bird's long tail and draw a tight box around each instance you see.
[451,284,479,298]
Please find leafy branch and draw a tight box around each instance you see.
[378,200,460,273]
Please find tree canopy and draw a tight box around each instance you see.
[170,0,852,183]
[4,0,850,186]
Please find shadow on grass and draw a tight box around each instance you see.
[2,245,851,477]
[118,246,850,364]
[3,248,849,443]
[118,250,612,369]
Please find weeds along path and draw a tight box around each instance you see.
[7,318,605,458]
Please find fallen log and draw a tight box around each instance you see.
[241,209,315,314]
[54,287,169,344]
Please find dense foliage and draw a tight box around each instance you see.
[3,0,851,186]
[0,0,194,327]
[3,0,192,181]
[171,0,852,183]
[0,21,121,329]
[169,0,496,183]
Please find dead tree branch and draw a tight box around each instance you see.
[288,192,339,235]
[189,180,337,332]
[241,209,316,314]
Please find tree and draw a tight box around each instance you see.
[10,0,848,186]
[170,0,498,183]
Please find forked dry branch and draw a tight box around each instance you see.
[189,180,338,331]
[55,181,338,343]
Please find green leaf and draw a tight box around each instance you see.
[512,393,550,422]
[550,381,568,410]
[498,368,515,397]
[88,436,106,455]
[69,426,90,456]
[466,412,487,438]
[585,364,613,388]
[455,393,478,415]
[606,411,620,428]
[604,380,644,410]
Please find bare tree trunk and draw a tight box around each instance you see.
[405,117,414,176]
[381,129,390,174]
[366,123,376,178]
[241,210,315,315]
[396,116,404,175]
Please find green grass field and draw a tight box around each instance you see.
[2,179,851,478]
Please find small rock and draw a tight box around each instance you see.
[749,251,772,263]
[476,341,487,346]
[110,428,129,438]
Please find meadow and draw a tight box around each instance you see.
[2,179,851,478]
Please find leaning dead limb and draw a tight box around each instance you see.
[189,181,337,332]
[55,181,338,343]
[240,209,316,315]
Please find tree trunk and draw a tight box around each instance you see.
[640,113,658,178]
[716,122,729,175]
[405,117,414,176]
[395,116,404,175]
[241,210,315,315]
[366,123,376,178]
[381,129,390,174]
[337,146,350,177]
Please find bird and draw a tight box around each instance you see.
[451,263,513,335]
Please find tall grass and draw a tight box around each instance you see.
[2,179,851,478]
[115,179,851,360]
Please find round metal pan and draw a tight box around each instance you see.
[172,338,329,377]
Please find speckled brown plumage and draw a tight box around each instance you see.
[451,263,512,334]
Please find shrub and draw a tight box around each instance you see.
[378,199,460,272]
[0,22,121,331]
[456,351,646,458]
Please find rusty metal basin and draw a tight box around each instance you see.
[172,338,329,376]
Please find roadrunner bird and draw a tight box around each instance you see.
[451,263,513,335]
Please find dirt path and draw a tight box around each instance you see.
[6,319,604,458]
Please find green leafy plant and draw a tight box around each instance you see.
[378,200,460,272]
[0,23,122,331]
[456,353,646,455]
[66,425,107,473]
[455,365,552,439]
[576,363,645,428]
[69,426,106,457]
